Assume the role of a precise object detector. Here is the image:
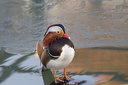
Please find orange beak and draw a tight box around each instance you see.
[63,34,70,39]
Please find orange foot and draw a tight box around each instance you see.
[61,74,72,83]
[55,77,64,83]
[61,68,72,83]
[61,74,72,80]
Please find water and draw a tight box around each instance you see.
[0,0,128,85]
[0,0,128,54]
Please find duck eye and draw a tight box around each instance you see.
[57,31,59,33]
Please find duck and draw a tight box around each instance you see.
[36,24,75,83]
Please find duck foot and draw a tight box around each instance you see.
[55,77,64,83]
[61,75,72,83]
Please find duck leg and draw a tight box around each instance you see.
[53,70,63,83]
[61,68,72,81]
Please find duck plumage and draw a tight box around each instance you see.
[36,24,75,83]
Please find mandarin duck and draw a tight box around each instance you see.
[36,24,75,83]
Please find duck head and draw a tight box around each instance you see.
[43,24,69,47]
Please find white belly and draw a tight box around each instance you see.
[46,45,75,70]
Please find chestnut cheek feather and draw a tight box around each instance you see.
[43,33,60,47]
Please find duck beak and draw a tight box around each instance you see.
[63,34,70,39]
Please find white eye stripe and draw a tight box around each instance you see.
[48,26,61,31]
[46,26,62,35]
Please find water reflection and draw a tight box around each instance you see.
[0,48,42,85]
[66,47,128,85]
[1,47,128,85]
